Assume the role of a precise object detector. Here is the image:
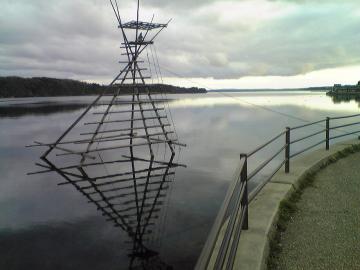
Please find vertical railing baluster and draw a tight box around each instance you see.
[240,153,248,230]
[285,127,290,173]
[326,117,330,150]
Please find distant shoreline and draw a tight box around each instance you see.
[209,87,331,93]
[0,76,207,98]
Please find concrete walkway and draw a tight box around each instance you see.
[271,151,360,269]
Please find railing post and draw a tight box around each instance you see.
[240,153,248,230]
[326,117,330,150]
[285,127,290,173]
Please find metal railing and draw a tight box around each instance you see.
[195,112,360,270]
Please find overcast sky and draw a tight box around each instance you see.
[1,0,360,89]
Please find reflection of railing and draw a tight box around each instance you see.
[196,113,360,270]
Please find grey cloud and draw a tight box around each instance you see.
[143,0,218,9]
[154,1,360,79]
[0,0,121,80]
[143,0,358,9]
[1,0,360,82]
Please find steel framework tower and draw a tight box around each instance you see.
[29,0,185,268]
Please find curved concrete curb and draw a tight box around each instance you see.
[231,138,360,270]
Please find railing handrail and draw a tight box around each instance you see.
[290,118,326,130]
[291,129,326,145]
[248,159,286,203]
[330,112,360,120]
[196,111,360,270]
[330,121,360,130]
[248,144,286,181]
[290,138,326,159]
[247,130,286,157]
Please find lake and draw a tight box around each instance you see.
[0,91,359,269]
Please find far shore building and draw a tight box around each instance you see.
[331,80,360,94]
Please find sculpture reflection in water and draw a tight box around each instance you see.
[29,144,184,269]
[28,0,185,268]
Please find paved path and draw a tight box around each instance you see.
[272,151,360,269]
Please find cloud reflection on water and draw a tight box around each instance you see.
[1,92,360,269]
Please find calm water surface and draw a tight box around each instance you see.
[0,91,359,269]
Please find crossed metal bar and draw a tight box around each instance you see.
[28,1,185,269]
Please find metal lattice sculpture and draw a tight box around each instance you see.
[28,0,185,268]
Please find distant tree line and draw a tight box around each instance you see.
[0,76,207,98]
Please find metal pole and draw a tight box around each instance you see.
[326,117,330,150]
[285,127,290,173]
[240,153,248,230]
